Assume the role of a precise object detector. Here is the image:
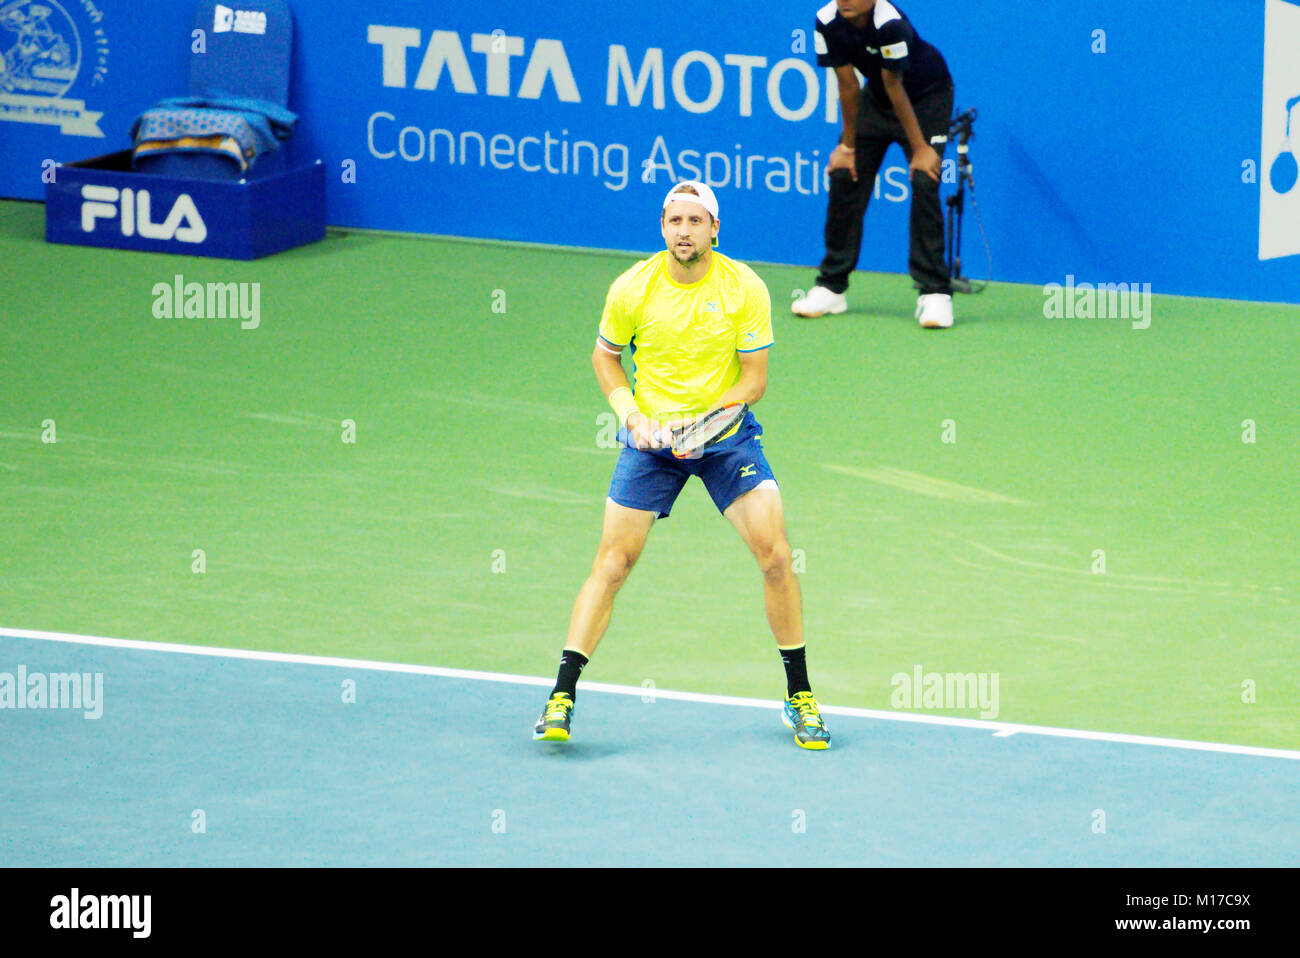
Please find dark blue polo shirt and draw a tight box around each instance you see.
[814,0,951,112]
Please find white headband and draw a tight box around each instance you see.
[661,181,719,220]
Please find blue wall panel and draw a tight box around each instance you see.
[2,0,1296,303]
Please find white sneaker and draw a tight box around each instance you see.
[916,293,954,329]
[792,286,848,317]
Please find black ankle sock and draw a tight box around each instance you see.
[779,645,811,698]
[552,649,589,699]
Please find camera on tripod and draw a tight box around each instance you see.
[945,107,979,293]
[949,107,978,140]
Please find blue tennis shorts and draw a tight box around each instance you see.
[608,411,777,518]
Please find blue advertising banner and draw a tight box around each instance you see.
[2,0,1297,303]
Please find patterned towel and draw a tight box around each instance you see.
[130,94,298,173]
[132,109,259,171]
[133,134,250,171]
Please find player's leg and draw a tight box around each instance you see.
[564,498,657,657]
[535,499,655,742]
[698,424,830,749]
[722,482,831,749]
[722,481,801,649]
[535,446,687,741]
[902,85,956,327]
[697,423,801,650]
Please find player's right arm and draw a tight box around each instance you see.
[595,271,670,450]
[591,340,669,450]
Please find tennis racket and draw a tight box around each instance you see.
[668,402,748,459]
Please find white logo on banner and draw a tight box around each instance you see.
[80,185,208,244]
[0,0,105,136]
[1260,0,1300,260]
[214,5,267,36]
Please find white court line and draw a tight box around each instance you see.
[4,625,1299,762]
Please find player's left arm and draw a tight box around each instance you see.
[712,272,771,409]
[715,347,768,408]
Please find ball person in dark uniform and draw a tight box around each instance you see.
[792,0,956,328]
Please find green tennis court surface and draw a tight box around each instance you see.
[1,196,1296,764]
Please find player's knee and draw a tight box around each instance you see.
[756,538,793,579]
[594,546,638,587]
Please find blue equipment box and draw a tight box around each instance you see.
[44,147,326,260]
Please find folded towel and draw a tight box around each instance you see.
[152,92,298,147]
[130,92,298,172]
[133,134,250,171]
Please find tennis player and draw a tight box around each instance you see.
[533,181,832,750]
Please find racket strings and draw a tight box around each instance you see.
[672,404,746,456]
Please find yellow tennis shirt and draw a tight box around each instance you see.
[597,250,773,421]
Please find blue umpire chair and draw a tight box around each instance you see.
[130,0,297,180]
[45,0,324,258]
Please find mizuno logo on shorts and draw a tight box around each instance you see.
[740,464,757,477]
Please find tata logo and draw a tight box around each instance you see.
[366,26,837,122]
[367,26,579,101]
[214,4,267,35]
[80,186,208,244]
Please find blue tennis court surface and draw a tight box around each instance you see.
[2,631,1297,867]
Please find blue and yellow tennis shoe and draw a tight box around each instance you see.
[783,691,832,749]
[533,692,574,741]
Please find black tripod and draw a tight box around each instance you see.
[945,108,977,294]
